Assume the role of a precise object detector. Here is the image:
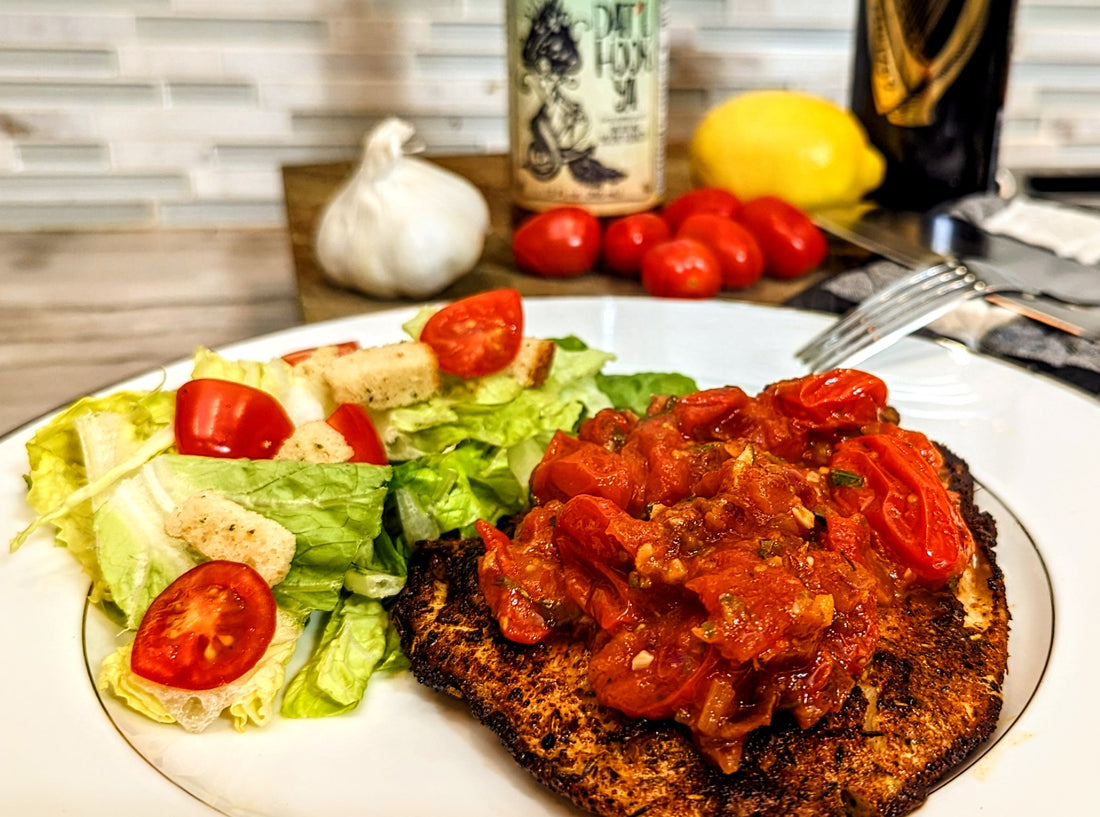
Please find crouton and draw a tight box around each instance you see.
[506,338,556,388]
[323,341,440,409]
[274,420,354,463]
[164,491,296,586]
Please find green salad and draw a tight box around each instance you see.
[10,298,695,734]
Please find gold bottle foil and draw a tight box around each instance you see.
[864,0,992,127]
[507,0,668,216]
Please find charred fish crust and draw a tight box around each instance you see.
[391,444,1009,817]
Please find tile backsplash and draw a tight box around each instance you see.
[0,0,1096,230]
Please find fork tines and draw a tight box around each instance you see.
[796,262,985,372]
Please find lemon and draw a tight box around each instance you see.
[689,90,885,212]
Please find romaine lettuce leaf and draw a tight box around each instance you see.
[12,390,176,595]
[595,371,699,415]
[94,455,393,626]
[280,594,406,719]
[389,440,530,543]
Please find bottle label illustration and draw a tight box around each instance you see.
[508,0,666,215]
[865,0,991,127]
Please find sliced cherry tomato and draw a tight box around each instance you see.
[676,213,765,290]
[661,187,742,233]
[419,288,524,378]
[325,403,387,464]
[601,212,671,277]
[641,238,722,299]
[830,433,974,585]
[736,196,827,279]
[174,379,294,459]
[512,206,601,278]
[280,341,360,366]
[130,560,277,691]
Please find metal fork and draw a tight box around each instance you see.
[796,259,992,372]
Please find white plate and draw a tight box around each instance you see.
[1,297,1096,816]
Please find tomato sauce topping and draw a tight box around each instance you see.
[476,369,976,773]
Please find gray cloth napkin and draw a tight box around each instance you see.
[821,194,1100,376]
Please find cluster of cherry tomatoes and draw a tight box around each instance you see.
[510,188,828,299]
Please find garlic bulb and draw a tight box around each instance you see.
[315,118,490,299]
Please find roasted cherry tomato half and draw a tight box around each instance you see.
[641,238,722,299]
[420,288,524,378]
[512,206,601,278]
[325,403,387,464]
[601,212,671,277]
[130,560,277,691]
[174,378,294,459]
[676,213,765,290]
[476,518,557,644]
[768,369,888,430]
[830,432,974,585]
[661,187,742,233]
[736,196,827,279]
[280,341,360,366]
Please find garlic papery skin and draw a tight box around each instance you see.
[315,118,491,299]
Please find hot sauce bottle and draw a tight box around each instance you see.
[506,0,669,217]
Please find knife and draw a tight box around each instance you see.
[814,206,1100,339]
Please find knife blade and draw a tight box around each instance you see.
[814,205,1100,339]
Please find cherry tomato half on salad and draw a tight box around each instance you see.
[420,287,524,378]
[661,187,742,233]
[512,206,601,278]
[601,212,671,277]
[280,340,360,366]
[174,379,294,459]
[641,238,723,299]
[676,213,765,290]
[326,403,387,464]
[736,196,827,280]
[130,560,278,691]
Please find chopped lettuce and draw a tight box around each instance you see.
[280,594,406,719]
[595,371,699,415]
[94,455,392,625]
[389,440,532,544]
[13,390,176,594]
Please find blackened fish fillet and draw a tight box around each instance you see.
[391,447,1008,817]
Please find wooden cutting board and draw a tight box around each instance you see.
[280,147,849,324]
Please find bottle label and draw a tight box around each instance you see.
[508,0,667,215]
[865,0,991,127]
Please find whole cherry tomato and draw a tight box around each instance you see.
[130,560,277,690]
[830,433,974,585]
[325,403,387,464]
[512,206,601,277]
[676,213,765,290]
[420,288,524,378]
[640,238,722,299]
[601,212,671,277]
[174,379,294,459]
[661,187,742,232]
[736,196,827,279]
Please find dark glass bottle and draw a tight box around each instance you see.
[850,0,1018,211]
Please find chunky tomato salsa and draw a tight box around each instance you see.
[475,369,976,773]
